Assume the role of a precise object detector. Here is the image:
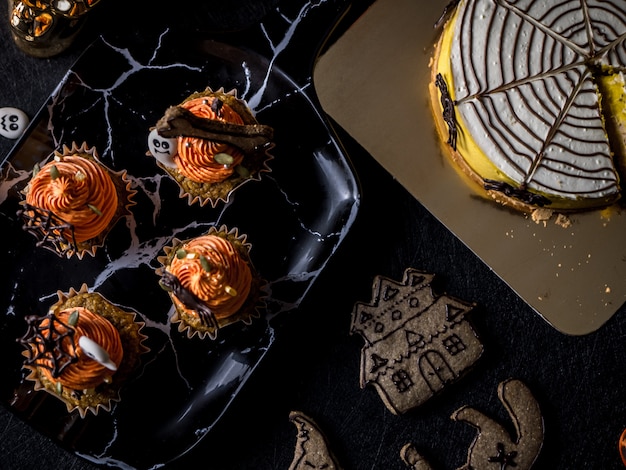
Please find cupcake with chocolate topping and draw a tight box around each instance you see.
[156,225,266,339]
[147,87,274,207]
[19,284,149,418]
[18,142,136,259]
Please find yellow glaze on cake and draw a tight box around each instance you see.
[434,6,518,187]
[598,71,626,174]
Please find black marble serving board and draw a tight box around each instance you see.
[0,1,359,468]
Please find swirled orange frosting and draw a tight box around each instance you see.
[26,156,118,243]
[168,234,252,320]
[35,307,123,391]
[175,96,246,184]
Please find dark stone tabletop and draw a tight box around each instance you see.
[1,1,625,469]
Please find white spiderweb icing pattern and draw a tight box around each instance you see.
[450,0,626,200]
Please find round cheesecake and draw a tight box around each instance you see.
[431,0,626,212]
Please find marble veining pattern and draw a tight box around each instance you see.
[0,1,358,468]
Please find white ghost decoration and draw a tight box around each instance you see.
[147,128,177,168]
[79,335,118,371]
[0,107,29,139]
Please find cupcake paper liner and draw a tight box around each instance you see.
[156,225,267,340]
[148,88,274,207]
[20,284,149,418]
[19,141,137,259]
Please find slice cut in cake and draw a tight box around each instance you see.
[431,0,626,212]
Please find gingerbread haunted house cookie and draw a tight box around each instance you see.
[350,268,483,414]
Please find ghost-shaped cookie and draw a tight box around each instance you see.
[0,107,29,139]
[147,128,177,168]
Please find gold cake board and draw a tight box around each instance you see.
[313,0,626,335]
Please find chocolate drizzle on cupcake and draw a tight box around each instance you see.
[19,312,79,378]
[156,225,267,340]
[17,142,136,258]
[17,203,77,257]
[158,270,218,330]
[18,284,149,418]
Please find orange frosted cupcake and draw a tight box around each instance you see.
[156,225,266,339]
[147,88,274,207]
[18,142,136,258]
[19,284,149,418]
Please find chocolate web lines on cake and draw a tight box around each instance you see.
[432,0,626,211]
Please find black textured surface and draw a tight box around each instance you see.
[2,1,626,469]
